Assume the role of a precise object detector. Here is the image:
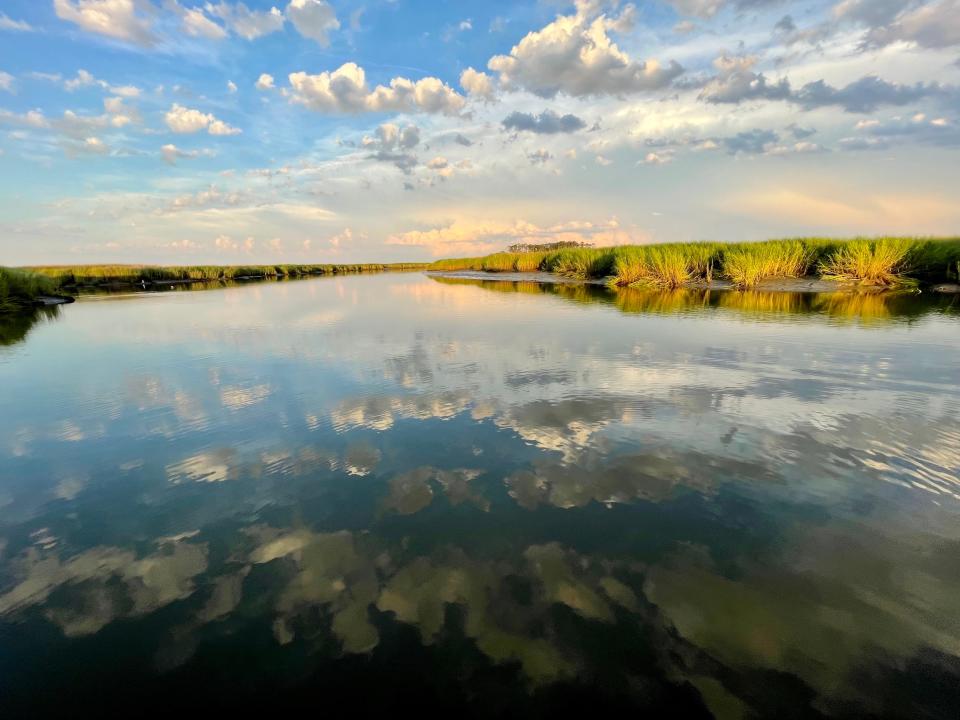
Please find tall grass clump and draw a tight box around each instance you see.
[543,247,617,278]
[0,267,57,312]
[817,237,918,286]
[610,242,720,288]
[722,240,812,288]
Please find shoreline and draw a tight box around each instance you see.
[429,270,960,294]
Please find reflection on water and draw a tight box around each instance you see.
[1,273,958,716]
[432,275,959,325]
[0,305,61,347]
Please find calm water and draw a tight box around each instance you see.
[1,274,958,717]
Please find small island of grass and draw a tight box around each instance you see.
[429,237,960,291]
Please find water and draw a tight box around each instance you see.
[1,273,958,717]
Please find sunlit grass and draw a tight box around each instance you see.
[431,237,960,289]
[722,240,814,289]
[817,238,918,286]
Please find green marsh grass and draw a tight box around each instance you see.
[26,262,429,288]
[431,237,960,289]
[722,240,814,289]
[817,238,917,286]
[0,267,57,313]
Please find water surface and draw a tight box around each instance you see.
[1,273,958,717]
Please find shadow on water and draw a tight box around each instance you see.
[0,306,61,347]
[430,275,959,325]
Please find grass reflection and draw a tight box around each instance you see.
[431,275,955,325]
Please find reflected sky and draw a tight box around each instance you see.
[0,273,958,716]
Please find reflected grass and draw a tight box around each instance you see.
[432,275,953,325]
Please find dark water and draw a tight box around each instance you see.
[1,274,958,717]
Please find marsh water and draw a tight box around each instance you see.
[1,273,959,717]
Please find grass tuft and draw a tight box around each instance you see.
[817,238,917,286]
[0,267,57,313]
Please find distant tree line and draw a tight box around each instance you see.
[506,240,594,253]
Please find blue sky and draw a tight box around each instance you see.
[1,0,958,264]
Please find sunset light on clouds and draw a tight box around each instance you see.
[1,0,958,264]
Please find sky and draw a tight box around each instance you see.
[0,0,958,265]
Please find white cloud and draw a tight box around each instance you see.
[255,73,275,90]
[643,151,673,165]
[460,67,496,100]
[174,2,227,39]
[0,13,34,32]
[288,63,465,114]
[0,71,14,93]
[863,0,960,49]
[63,69,141,97]
[0,108,51,129]
[227,80,238,93]
[161,143,214,165]
[286,0,339,46]
[65,69,97,91]
[63,136,111,157]
[487,1,683,97]
[387,217,640,256]
[54,0,158,46]
[209,119,242,136]
[205,1,284,40]
[165,103,241,135]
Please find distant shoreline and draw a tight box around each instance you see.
[0,263,428,313]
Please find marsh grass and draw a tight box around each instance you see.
[0,268,57,313]
[817,238,917,286]
[26,262,428,288]
[722,240,814,288]
[431,237,960,288]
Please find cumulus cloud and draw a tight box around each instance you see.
[698,54,790,104]
[63,69,141,97]
[288,63,465,114]
[286,0,339,46]
[723,129,780,154]
[62,136,111,157]
[255,73,275,90]
[642,150,673,164]
[161,143,215,164]
[54,0,158,46]
[860,0,960,49]
[841,112,960,149]
[700,56,949,114]
[0,71,13,93]
[487,1,683,97]
[0,108,52,129]
[502,109,587,134]
[205,1,284,40]
[460,67,496,100]
[362,122,421,173]
[165,103,241,135]
[170,0,227,39]
[793,75,947,113]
